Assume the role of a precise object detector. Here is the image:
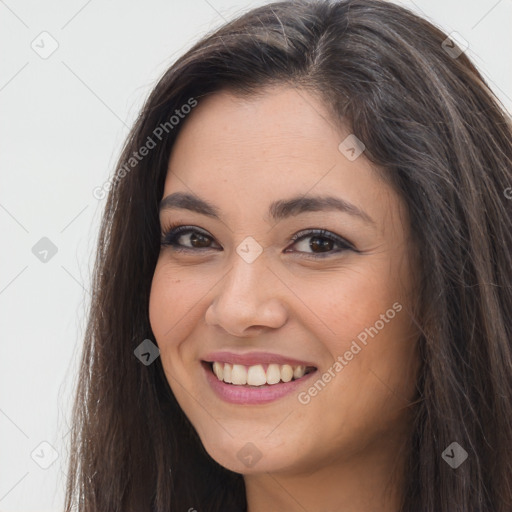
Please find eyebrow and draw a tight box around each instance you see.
[159,192,375,225]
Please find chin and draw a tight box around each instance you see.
[198,429,295,475]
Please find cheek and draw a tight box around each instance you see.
[148,260,206,353]
[292,260,418,404]
[149,265,176,341]
[286,262,396,345]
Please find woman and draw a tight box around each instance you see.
[64,0,512,510]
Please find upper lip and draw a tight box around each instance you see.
[202,351,317,368]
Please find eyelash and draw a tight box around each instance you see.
[160,222,356,258]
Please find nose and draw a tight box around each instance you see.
[204,253,288,337]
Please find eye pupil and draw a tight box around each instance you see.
[190,232,211,248]
[310,236,333,252]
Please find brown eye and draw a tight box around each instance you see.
[286,228,355,257]
[308,236,334,253]
[161,225,221,251]
[186,231,212,248]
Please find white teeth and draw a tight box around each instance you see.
[212,362,224,380]
[281,364,293,383]
[231,364,247,385]
[266,364,281,385]
[247,365,267,386]
[293,365,306,379]
[211,361,312,386]
[223,363,232,383]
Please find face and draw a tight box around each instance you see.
[149,86,420,476]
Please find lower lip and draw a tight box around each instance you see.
[202,362,317,405]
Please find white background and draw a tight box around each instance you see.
[1,0,511,510]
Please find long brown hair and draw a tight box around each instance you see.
[64,1,512,510]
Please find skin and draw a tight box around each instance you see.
[149,86,420,511]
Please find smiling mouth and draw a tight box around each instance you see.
[203,361,317,387]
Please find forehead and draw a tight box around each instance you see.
[168,86,344,171]
[163,87,399,230]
